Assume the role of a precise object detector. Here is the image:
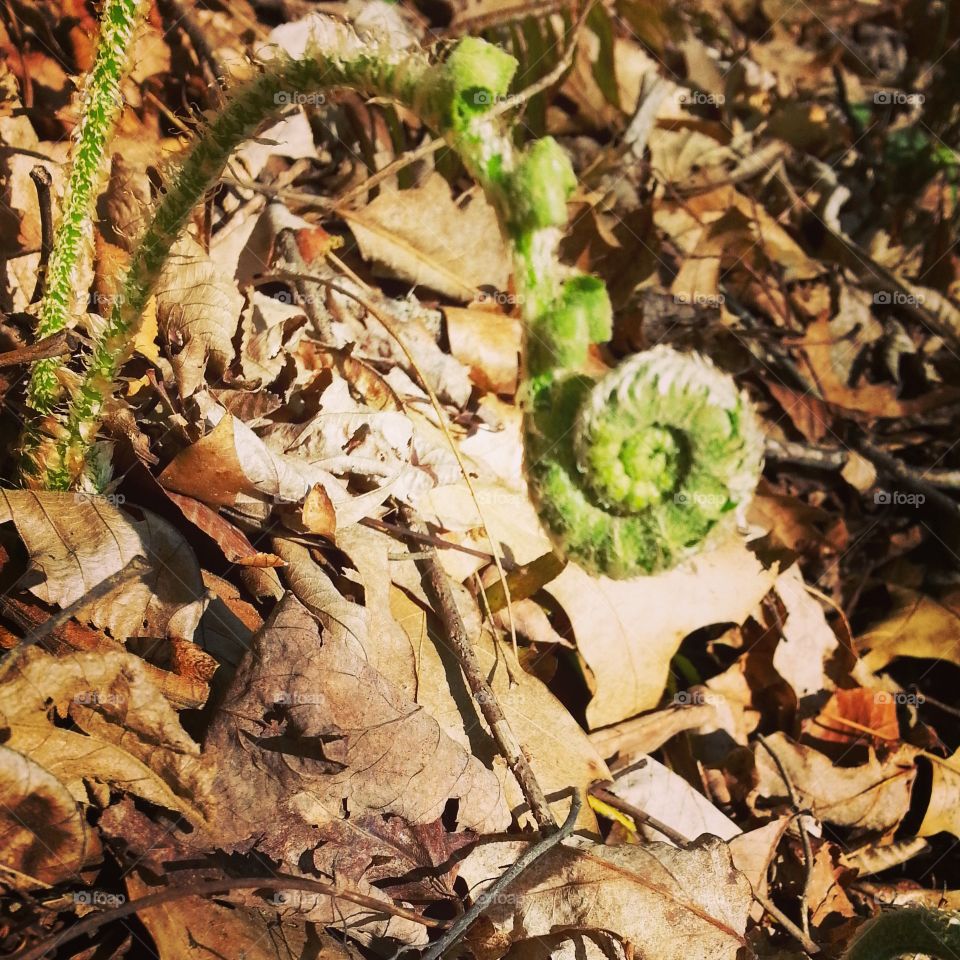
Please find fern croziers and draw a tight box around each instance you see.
[23,29,764,579]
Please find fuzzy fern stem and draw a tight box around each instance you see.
[46,32,764,579]
[26,0,149,417]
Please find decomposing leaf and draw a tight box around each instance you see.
[204,592,511,847]
[0,648,210,823]
[0,745,91,887]
[155,233,244,397]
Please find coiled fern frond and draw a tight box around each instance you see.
[37,29,764,578]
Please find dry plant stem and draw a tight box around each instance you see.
[28,165,53,304]
[157,0,230,94]
[394,789,581,960]
[398,502,556,834]
[0,331,76,368]
[361,516,500,564]
[0,554,150,680]
[754,892,819,956]
[274,229,335,340]
[757,734,815,945]
[13,876,440,960]
[588,785,688,845]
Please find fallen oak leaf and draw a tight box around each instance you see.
[544,544,781,728]
[752,731,917,832]
[458,833,751,960]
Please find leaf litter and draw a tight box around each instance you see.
[1,1,960,958]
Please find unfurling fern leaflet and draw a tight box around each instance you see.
[38,30,764,579]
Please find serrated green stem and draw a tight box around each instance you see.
[26,0,149,416]
[44,34,764,580]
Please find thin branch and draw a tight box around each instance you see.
[0,554,150,678]
[757,735,816,946]
[588,784,689,846]
[393,790,581,960]
[12,875,440,960]
[0,330,76,368]
[398,502,557,834]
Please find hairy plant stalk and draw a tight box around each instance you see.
[47,30,764,581]
[26,0,149,417]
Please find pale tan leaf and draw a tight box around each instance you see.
[857,586,960,675]
[918,752,960,839]
[458,834,752,960]
[344,174,510,300]
[606,756,740,843]
[753,732,916,832]
[155,233,244,397]
[389,576,608,832]
[444,305,521,394]
[545,545,781,728]
[0,490,204,642]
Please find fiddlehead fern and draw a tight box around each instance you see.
[842,908,960,960]
[41,30,764,579]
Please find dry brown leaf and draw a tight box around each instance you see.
[0,648,210,823]
[919,752,960,839]
[458,833,752,960]
[544,545,781,728]
[155,233,244,397]
[768,568,839,700]
[805,688,900,746]
[0,490,204,641]
[159,412,386,530]
[126,871,355,960]
[275,534,417,698]
[204,592,510,847]
[766,382,834,443]
[165,490,284,567]
[753,732,916,832]
[345,174,510,300]
[857,586,960,675]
